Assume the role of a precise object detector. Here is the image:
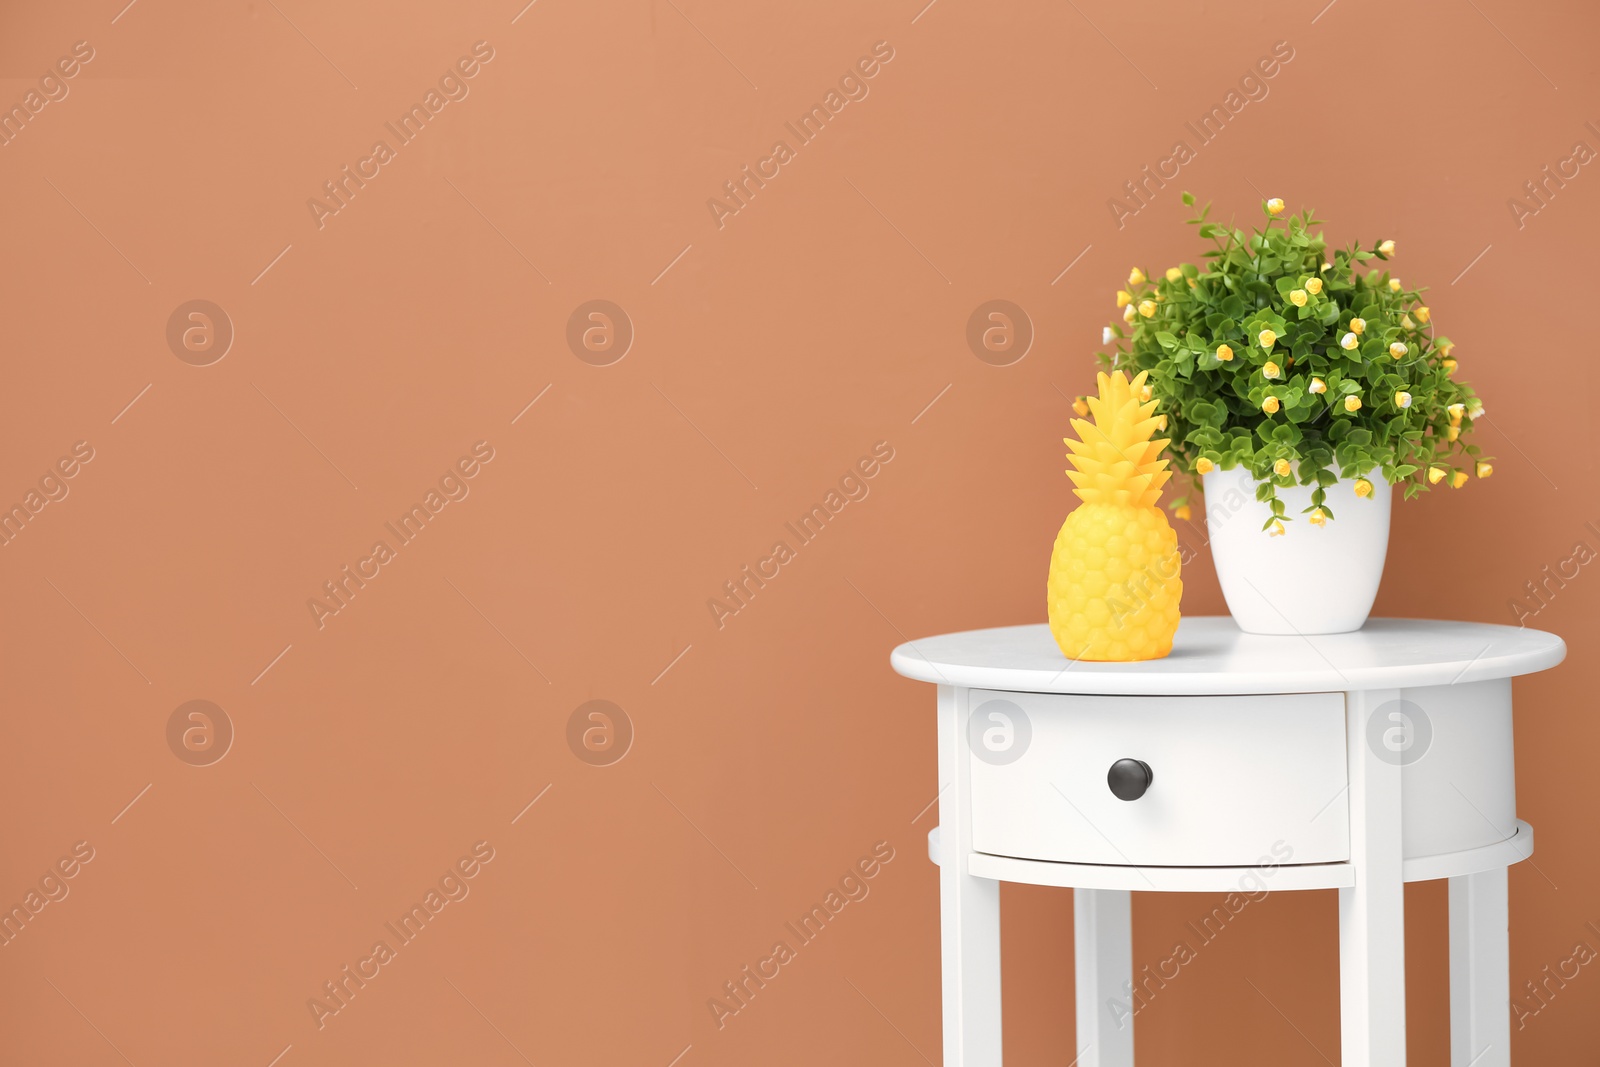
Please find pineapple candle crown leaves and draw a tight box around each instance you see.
[1064,369,1173,508]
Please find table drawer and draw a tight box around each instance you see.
[967,689,1350,867]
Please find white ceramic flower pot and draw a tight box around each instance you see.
[1201,467,1391,635]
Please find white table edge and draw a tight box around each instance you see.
[927,821,1534,892]
[890,617,1567,695]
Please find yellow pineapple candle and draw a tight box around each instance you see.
[1047,370,1183,661]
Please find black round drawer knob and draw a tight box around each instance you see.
[1107,759,1153,801]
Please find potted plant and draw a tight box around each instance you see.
[1094,194,1490,635]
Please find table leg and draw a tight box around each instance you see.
[1075,888,1134,1066]
[1449,868,1510,1067]
[938,685,1003,1064]
[1340,688,1407,1066]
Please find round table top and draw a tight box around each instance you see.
[889,617,1566,696]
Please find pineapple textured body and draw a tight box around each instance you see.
[1047,369,1182,661]
[1048,503,1181,661]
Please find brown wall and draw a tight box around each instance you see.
[1,0,1595,1063]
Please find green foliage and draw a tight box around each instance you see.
[1098,195,1489,527]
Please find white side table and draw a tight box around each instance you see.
[891,617,1565,1067]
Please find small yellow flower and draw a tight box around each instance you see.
[1266,198,1286,216]
[1395,390,1412,409]
[1216,344,1234,362]
[1175,504,1192,521]
[1166,267,1182,282]
[1268,519,1286,536]
[1263,361,1281,379]
[1354,478,1374,498]
[1389,278,1402,292]
[1427,466,1447,485]
[1123,304,1138,324]
[1309,508,1327,527]
[1289,289,1308,307]
[1467,400,1484,419]
[1195,457,1216,474]
[1139,384,1153,403]
[1344,395,1362,413]
[1129,267,1147,286]
[1305,277,1323,295]
[1350,317,1366,335]
[1401,314,1415,329]
[1414,306,1431,324]
[1187,277,1197,288]
[1155,414,1168,430]
[1320,261,1333,272]
[1477,461,1493,479]
[1273,458,1291,477]
[1072,397,1089,417]
[1390,342,1408,360]
[1447,403,1465,422]
[1309,377,1327,394]
[1259,329,1277,350]
[1341,332,1359,350]
[1438,340,1454,357]
[1447,424,1461,442]
[1379,239,1396,256]
[1116,290,1133,308]
[1262,395,1281,414]
[1138,300,1157,318]
[1451,470,1469,489]
[1443,358,1458,373]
